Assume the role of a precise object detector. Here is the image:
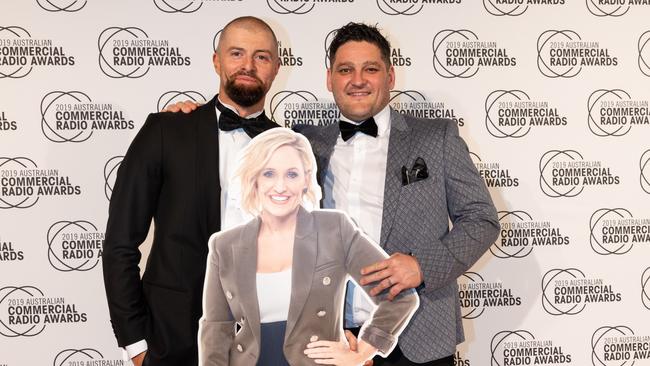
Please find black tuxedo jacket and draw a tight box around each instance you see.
[103,96,226,366]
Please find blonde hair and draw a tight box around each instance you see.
[236,128,320,215]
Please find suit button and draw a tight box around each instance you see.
[322,276,331,286]
[317,310,326,317]
[226,291,233,300]
[310,335,319,342]
[236,344,243,352]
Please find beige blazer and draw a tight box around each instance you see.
[198,207,418,365]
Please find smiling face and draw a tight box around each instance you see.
[327,40,395,122]
[256,145,308,220]
[213,21,280,112]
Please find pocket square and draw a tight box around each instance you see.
[401,157,429,185]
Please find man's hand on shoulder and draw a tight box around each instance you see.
[359,252,423,301]
[161,100,202,113]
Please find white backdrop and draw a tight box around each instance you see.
[2,1,650,365]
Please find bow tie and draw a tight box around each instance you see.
[339,117,378,142]
[216,101,277,138]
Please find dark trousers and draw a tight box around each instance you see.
[346,327,454,366]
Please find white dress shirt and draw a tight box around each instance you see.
[323,104,391,327]
[123,97,261,363]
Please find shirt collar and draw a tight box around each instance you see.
[339,103,391,138]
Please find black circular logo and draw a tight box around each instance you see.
[483,0,527,16]
[36,0,87,12]
[157,91,206,112]
[432,29,480,78]
[324,28,338,69]
[586,0,630,17]
[270,90,318,125]
[490,330,536,366]
[54,348,104,366]
[642,267,650,310]
[376,0,423,15]
[0,26,33,79]
[459,272,486,319]
[153,0,202,13]
[40,91,94,143]
[538,150,585,198]
[639,31,650,77]
[589,208,634,255]
[537,30,582,78]
[491,211,534,259]
[587,89,633,137]
[0,157,40,209]
[0,286,46,337]
[47,220,102,272]
[591,325,635,366]
[485,90,532,138]
[641,149,650,194]
[267,0,315,14]
[541,268,587,315]
[212,29,223,53]
[104,156,123,201]
[98,27,150,79]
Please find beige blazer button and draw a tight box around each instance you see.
[236,344,243,352]
[322,276,331,286]
[317,310,326,317]
[226,291,233,300]
[310,335,319,342]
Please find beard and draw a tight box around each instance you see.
[224,71,266,107]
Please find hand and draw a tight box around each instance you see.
[359,252,423,300]
[304,337,376,365]
[345,330,374,366]
[161,100,201,113]
[131,351,146,366]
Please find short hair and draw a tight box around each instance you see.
[328,22,391,67]
[217,16,279,53]
[236,128,320,215]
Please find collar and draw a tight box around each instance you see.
[216,94,264,119]
[339,103,391,138]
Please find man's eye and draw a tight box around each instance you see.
[256,54,270,61]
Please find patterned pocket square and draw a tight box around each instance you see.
[401,157,429,185]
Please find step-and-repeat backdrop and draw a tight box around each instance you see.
[2,1,650,365]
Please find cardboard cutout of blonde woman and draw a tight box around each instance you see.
[198,128,418,366]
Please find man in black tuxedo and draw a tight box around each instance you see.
[102,16,280,366]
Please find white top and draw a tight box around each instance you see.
[323,104,391,327]
[257,269,292,323]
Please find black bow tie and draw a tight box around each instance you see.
[216,101,277,138]
[339,117,378,142]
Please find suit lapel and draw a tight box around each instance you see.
[285,207,317,341]
[313,122,340,189]
[196,96,221,238]
[233,217,262,346]
[380,109,414,247]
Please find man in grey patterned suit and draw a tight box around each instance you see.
[296,23,499,365]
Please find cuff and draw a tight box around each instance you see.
[124,339,147,360]
[359,325,396,356]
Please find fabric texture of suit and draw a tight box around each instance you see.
[295,109,500,363]
[103,96,275,366]
[199,207,419,365]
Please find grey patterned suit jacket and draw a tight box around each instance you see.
[295,109,499,362]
